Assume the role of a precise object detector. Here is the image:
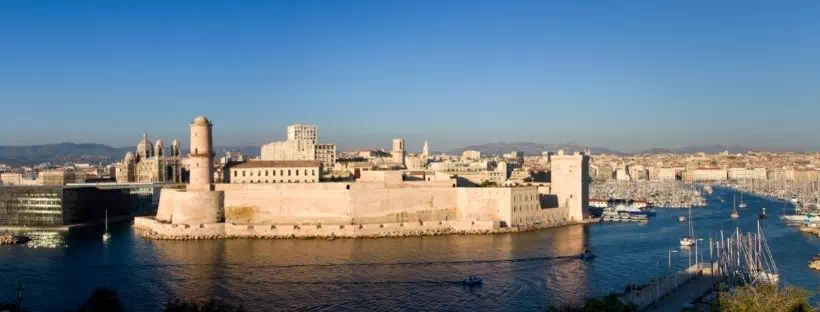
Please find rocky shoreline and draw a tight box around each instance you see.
[810,255,820,271]
[0,233,31,245]
[134,220,586,241]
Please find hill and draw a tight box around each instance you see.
[0,143,260,166]
[447,142,625,156]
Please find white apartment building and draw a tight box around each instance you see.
[261,124,336,171]
[287,124,317,143]
[462,150,481,160]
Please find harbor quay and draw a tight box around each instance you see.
[135,116,592,240]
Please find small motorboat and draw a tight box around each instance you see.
[462,276,483,287]
[730,209,740,219]
[759,208,768,219]
[102,209,112,242]
[680,236,695,247]
[678,216,687,223]
[579,249,596,261]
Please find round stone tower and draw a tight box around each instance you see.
[188,116,214,191]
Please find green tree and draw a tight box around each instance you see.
[714,284,817,312]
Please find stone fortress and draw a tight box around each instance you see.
[135,116,591,239]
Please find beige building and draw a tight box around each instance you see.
[391,138,406,166]
[261,124,336,170]
[728,168,767,181]
[0,172,23,185]
[462,150,481,160]
[657,168,677,181]
[39,169,85,185]
[683,168,727,182]
[116,134,185,183]
[230,160,323,184]
[404,155,427,170]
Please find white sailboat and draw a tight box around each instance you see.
[731,195,740,219]
[102,209,111,241]
[739,192,747,209]
[680,205,695,246]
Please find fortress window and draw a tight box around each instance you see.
[258,170,261,176]
[273,170,276,176]
[288,170,291,176]
[304,169,308,176]
[234,171,237,177]
[280,170,283,176]
[265,170,268,176]
[296,170,299,176]
[242,170,246,177]
[312,169,316,176]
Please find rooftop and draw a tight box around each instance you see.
[231,160,322,169]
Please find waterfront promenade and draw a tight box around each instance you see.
[620,263,715,311]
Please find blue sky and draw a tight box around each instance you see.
[1,1,819,152]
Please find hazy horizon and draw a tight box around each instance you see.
[2,1,819,152]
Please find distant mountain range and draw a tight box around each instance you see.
[636,144,791,155]
[447,142,625,156]
[447,143,791,156]
[0,142,802,166]
[0,143,260,166]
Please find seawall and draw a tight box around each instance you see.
[134,216,585,240]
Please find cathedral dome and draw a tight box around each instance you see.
[192,116,211,126]
[124,151,135,161]
[155,139,165,157]
[136,133,154,158]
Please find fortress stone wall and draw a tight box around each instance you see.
[136,116,589,240]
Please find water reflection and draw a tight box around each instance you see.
[2,187,817,311]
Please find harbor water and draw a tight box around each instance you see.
[0,187,818,311]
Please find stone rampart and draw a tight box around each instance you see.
[155,188,224,224]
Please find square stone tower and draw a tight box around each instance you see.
[550,150,590,221]
[392,138,405,166]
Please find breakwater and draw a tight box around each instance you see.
[133,216,586,240]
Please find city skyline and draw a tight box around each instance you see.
[1,1,819,151]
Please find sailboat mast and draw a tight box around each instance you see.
[105,209,108,232]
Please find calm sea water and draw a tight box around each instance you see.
[1,187,818,311]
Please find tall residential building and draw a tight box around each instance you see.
[287,124,317,143]
[261,123,336,171]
